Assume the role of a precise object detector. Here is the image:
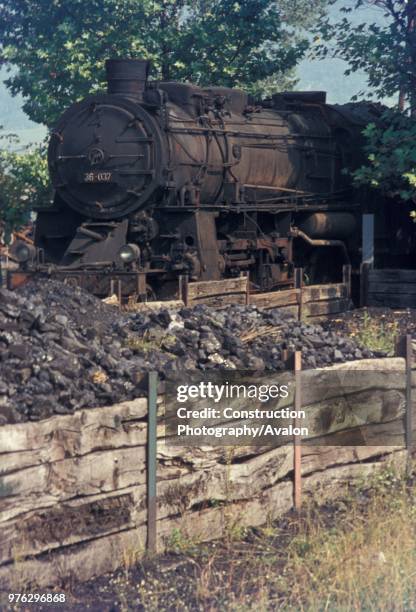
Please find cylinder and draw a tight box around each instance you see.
[297,212,357,240]
[105,59,150,99]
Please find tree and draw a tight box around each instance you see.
[317,1,416,209]
[0,0,328,126]
[317,0,416,111]
[353,110,416,210]
[0,135,51,242]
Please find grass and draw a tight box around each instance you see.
[355,310,399,356]
[69,462,416,611]
[126,336,163,354]
[125,330,177,354]
[173,465,416,611]
[278,467,416,611]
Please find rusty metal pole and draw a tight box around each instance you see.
[147,371,158,553]
[294,351,302,511]
[179,274,189,306]
[117,279,122,311]
[405,334,413,474]
[245,271,250,306]
[178,275,184,303]
[294,268,303,322]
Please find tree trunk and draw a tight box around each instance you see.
[398,89,406,112]
[406,3,416,115]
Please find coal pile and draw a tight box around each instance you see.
[0,279,383,424]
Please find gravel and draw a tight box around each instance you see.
[0,279,385,424]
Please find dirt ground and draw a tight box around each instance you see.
[324,306,416,339]
[6,499,363,611]
[9,467,414,612]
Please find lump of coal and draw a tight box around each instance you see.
[0,278,384,424]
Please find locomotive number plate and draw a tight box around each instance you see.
[83,171,113,183]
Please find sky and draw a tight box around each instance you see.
[0,1,387,147]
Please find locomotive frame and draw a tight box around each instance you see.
[7,59,415,301]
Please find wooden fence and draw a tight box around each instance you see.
[179,275,249,308]
[364,267,416,309]
[179,265,352,320]
[0,345,414,589]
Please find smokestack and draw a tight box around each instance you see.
[105,59,150,99]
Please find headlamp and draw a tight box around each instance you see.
[10,241,36,264]
[118,243,141,264]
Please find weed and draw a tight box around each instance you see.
[166,527,198,554]
[63,463,416,610]
[356,310,399,355]
[125,330,176,355]
[125,335,161,354]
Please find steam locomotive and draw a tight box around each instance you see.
[8,59,413,300]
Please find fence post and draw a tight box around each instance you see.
[147,371,158,554]
[117,279,122,311]
[294,268,303,322]
[294,351,302,511]
[360,214,374,307]
[396,335,413,474]
[342,264,352,301]
[178,275,184,304]
[178,274,189,306]
[405,334,413,473]
[360,263,371,308]
[245,271,250,306]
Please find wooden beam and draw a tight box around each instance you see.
[305,298,350,317]
[360,262,371,308]
[369,269,416,283]
[250,288,299,309]
[303,283,347,303]
[192,293,248,307]
[178,275,189,306]
[368,293,416,309]
[342,264,352,299]
[187,277,248,301]
[368,283,416,295]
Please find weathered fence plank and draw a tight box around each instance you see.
[303,283,348,302]
[179,275,351,318]
[0,358,412,589]
[366,268,416,308]
[186,277,248,305]
[249,288,299,308]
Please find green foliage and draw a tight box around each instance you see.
[166,528,198,553]
[0,0,328,126]
[316,1,416,206]
[0,135,51,241]
[316,0,416,107]
[355,310,398,356]
[353,110,416,207]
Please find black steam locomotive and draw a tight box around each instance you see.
[8,59,413,300]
